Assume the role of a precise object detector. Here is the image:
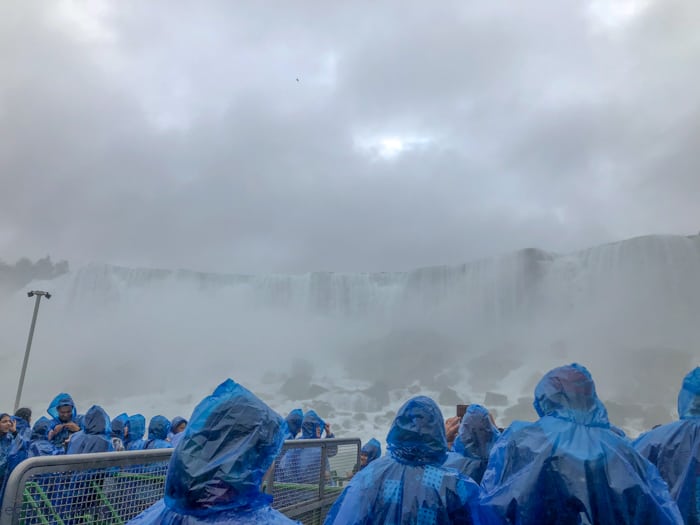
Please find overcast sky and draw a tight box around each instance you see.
[1,0,699,274]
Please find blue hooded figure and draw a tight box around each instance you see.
[324,396,494,525]
[126,414,147,451]
[111,412,130,451]
[481,363,683,525]
[29,417,59,458]
[144,415,173,450]
[170,416,188,434]
[634,367,700,525]
[169,416,188,447]
[1,412,27,500]
[13,411,32,442]
[360,438,381,469]
[278,410,335,489]
[47,393,80,448]
[66,405,113,454]
[127,378,299,524]
[443,404,500,484]
[301,410,326,439]
[284,409,304,440]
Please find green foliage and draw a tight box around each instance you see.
[0,255,69,291]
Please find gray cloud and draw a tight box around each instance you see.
[1,0,699,273]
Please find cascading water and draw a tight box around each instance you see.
[1,233,698,437]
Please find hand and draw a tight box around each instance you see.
[10,420,17,434]
[445,416,460,443]
[65,422,81,433]
[324,423,333,437]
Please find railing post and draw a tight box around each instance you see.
[319,441,328,501]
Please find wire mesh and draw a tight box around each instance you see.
[6,459,169,524]
[272,440,360,525]
[2,439,359,525]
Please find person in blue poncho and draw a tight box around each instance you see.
[277,410,335,488]
[127,378,299,524]
[324,396,495,525]
[28,417,59,457]
[284,409,303,440]
[443,404,500,484]
[360,438,381,469]
[634,367,700,525]
[46,393,81,449]
[481,363,683,525]
[0,413,17,498]
[168,416,188,446]
[111,413,130,451]
[126,414,147,450]
[66,405,113,454]
[144,415,173,450]
[14,408,32,441]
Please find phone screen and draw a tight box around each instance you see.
[456,404,469,418]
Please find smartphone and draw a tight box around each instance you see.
[456,404,469,419]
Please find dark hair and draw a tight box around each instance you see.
[15,407,32,423]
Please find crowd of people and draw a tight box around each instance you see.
[0,393,191,496]
[1,363,699,524]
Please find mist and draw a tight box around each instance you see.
[1,234,698,439]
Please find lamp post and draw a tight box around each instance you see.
[14,290,51,412]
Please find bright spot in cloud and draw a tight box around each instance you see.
[379,137,404,158]
[587,0,649,29]
[354,134,433,160]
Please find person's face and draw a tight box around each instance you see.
[174,422,187,434]
[0,415,12,434]
[315,426,322,438]
[57,405,73,422]
[360,452,368,467]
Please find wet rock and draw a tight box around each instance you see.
[468,353,522,391]
[484,392,508,406]
[363,382,390,408]
[438,387,461,406]
[502,399,537,424]
[308,384,328,397]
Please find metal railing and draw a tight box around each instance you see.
[1,438,360,525]
[265,438,361,524]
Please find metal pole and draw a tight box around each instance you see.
[14,291,49,412]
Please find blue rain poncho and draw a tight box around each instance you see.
[171,431,185,447]
[361,438,381,466]
[28,417,58,458]
[144,415,172,450]
[66,405,113,454]
[14,416,31,441]
[278,410,335,486]
[168,416,188,441]
[111,413,129,440]
[443,404,500,484]
[634,367,700,525]
[324,396,493,525]
[126,414,146,450]
[111,412,129,451]
[127,378,299,524]
[300,410,326,439]
[284,409,303,440]
[481,363,683,525]
[47,393,79,447]
[0,419,11,503]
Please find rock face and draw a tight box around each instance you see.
[484,392,509,406]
